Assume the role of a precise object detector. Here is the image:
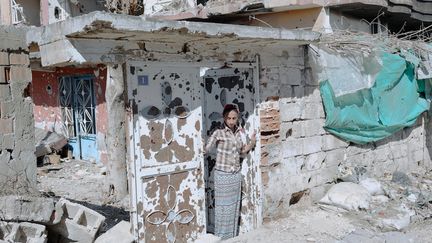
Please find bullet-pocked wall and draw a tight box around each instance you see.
[31,66,108,164]
[0,26,37,196]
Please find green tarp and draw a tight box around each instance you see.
[320,52,430,144]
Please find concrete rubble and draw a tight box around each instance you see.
[0,195,108,243]
[0,195,55,224]
[48,198,106,242]
[0,222,47,243]
[94,221,134,243]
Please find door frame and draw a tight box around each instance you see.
[59,74,98,162]
[201,60,263,233]
[126,60,262,241]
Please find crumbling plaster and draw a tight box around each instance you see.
[0,26,37,196]
[31,66,109,164]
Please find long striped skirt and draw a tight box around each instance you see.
[214,169,242,240]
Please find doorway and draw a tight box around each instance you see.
[202,63,262,234]
[59,75,98,162]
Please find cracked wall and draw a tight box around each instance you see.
[258,46,432,221]
[0,26,37,196]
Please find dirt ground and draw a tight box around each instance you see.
[36,159,130,233]
[227,171,432,243]
[37,159,432,242]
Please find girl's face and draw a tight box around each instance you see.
[224,110,239,129]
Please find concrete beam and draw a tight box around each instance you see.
[27,11,320,46]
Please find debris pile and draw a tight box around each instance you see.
[0,195,133,242]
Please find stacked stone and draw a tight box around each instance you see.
[0,26,36,196]
[257,45,429,221]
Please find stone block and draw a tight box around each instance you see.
[0,67,6,83]
[282,139,303,158]
[49,198,105,243]
[284,156,304,176]
[280,67,302,85]
[304,86,322,103]
[10,66,31,83]
[324,148,346,167]
[280,101,302,122]
[0,84,11,102]
[9,53,29,66]
[280,122,302,139]
[280,84,293,98]
[293,85,305,98]
[302,136,322,155]
[0,101,14,118]
[0,195,55,223]
[95,221,134,243]
[0,134,14,150]
[0,52,9,65]
[302,119,326,137]
[0,118,13,134]
[0,222,47,243]
[301,102,325,120]
[321,135,349,151]
[304,152,326,171]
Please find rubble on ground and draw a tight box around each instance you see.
[35,128,68,165]
[227,170,432,243]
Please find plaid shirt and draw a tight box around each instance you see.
[206,125,245,173]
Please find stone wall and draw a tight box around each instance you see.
[0,26,37,196]
[258,45,432,220]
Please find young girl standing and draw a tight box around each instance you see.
[205,104,256,240]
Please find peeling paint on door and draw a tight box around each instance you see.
[127,63,206,242]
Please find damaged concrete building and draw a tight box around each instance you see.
[0,0,432,242]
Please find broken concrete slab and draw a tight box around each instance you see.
[0,195,55,224]
[48,198,105,243]
[95,221,133,243]
[0,221,47,243]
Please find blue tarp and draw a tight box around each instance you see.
[320,52,430,144]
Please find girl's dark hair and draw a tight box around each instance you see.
[223,104,239,117]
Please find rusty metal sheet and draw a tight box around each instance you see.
[202,64,262,234]
[127,63,206,242]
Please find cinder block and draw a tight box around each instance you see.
[324,148,346,167]
[10,66,31,82]
[0,118,13,134]
[293,85,305,98]
[283,156,304,175]
[0,84,11,102]
[302,136,322,155]
[301,102,325,120]
[302,119,326,137]
[0,195,55,223]
[0,52,9,65]
[95,221,134,243]
[321,135,349,151]
[49,198,105,243]
[9,53,29,66]
[0,67,6,83]
[280,67,302,85]
[280,101,302,122]
[0,134,14,149]
[282,139,303,158]
[0,222,47,243]
[0,101,14,118]
[304,152,326,171]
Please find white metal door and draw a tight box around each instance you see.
[127,63,206,242]
[202,64,262,234]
